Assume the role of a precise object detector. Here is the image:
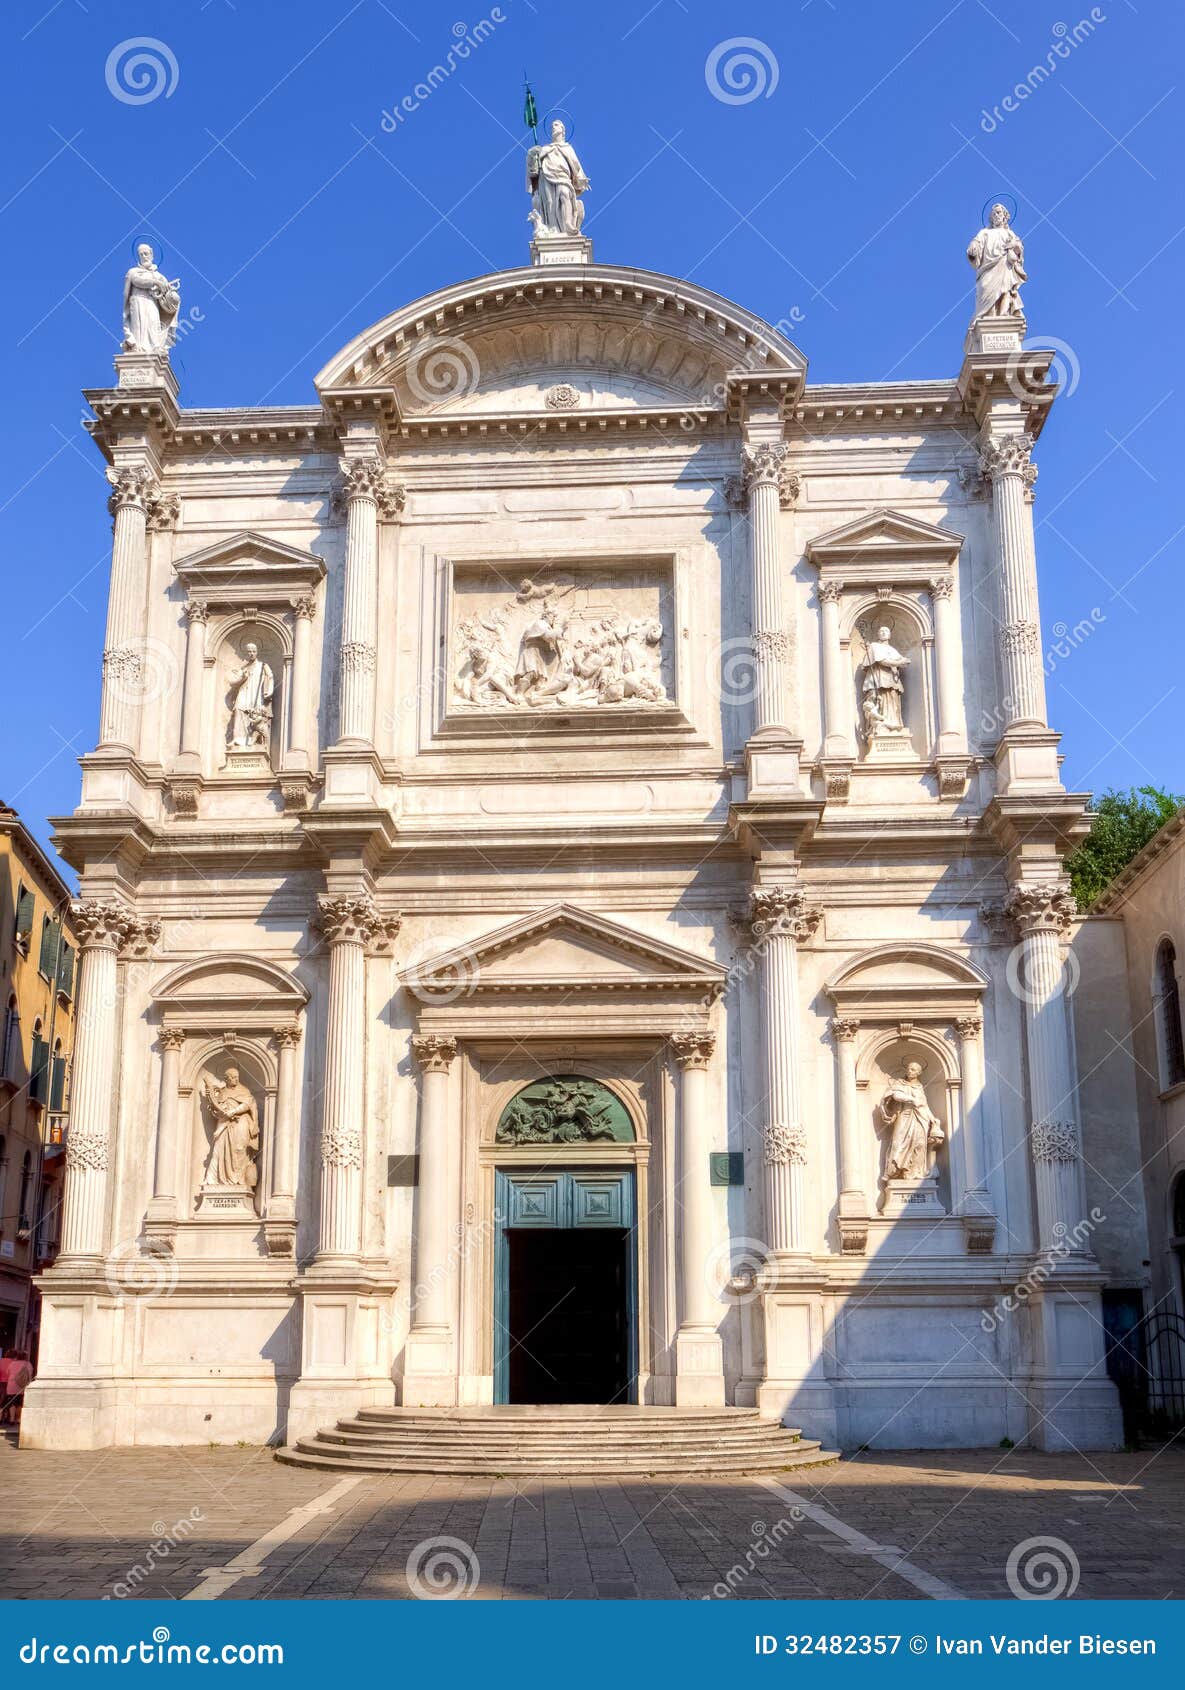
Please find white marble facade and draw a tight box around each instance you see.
[22,208,1132,1453]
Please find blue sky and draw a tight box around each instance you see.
[2,0,1182,864]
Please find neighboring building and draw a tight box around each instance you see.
[1087,810,1185,1400]
[0,802,77,1353]
[20,175,1143,1454]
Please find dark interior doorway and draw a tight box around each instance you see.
[507,1228,630,1404]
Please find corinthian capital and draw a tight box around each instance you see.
[314,892,379,945]
[669,1030,716,1071]
[335,454,402,515]
[411,1033,458,1074]
[726,443,799,510]
[978,433,1038,488]
[748,885,823,943]
[105,464,156,514]
[71,899,160,955]
[1003,879,1076,937]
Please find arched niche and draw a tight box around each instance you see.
[493,1074,637,1146]
[843,594,934,762]
[208,614,289,775]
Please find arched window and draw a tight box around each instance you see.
[1156,939,1185,1090]
[29,1017,49,1107]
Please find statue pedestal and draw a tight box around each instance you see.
[880,1174,944,1218]
[195,1183,257,1217]
[531,232,593,266]
[963,312,1025,357]
[862,728,912,764]
[223,749,271,775]
[113,350,178,396]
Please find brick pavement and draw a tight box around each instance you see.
[1,1438,1183,1600]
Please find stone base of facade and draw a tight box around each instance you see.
[400,1326,459,1407]
[673,1330,726,1406]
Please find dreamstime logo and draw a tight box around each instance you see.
[980,13,1107,132]
[105,38,179,106]
[401,934,481,1003]
[705,38,780,105]
[1005,1534,1081,1599]
[1005,937,1081,1005]
[379,10,506,132]
[981,1208,1104,1332]
[1007,335,1081,402]
[404,335,481,407]
[708,635,763,708]
[406,1535,480,1599]
[705,1235,768,1305]
[104,1238,179,1303]
[108,1509,204,1599]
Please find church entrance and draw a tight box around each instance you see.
[494,1167,637,1405]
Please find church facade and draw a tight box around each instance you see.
[21,174,1140,1453]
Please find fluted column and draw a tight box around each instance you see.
[405,1033,459,1406]
[818,579,850,756]
[148,1027,186,1214]
[100,467,154,750]
[954,1014,988,1200]
[313,894,376,1260]
[289,595,316,764]
[732,444,799,736]
[336,457,389,745]
[1005,880,1086,1249]
[749,886,822,1254]
[60,902,158,1259]
[177,599,208,763]
[929,575,965,752]
[831,1017,867,1252]
[271,1023,302,1221]
[979,433,1046,729]
[669,1032,718,1331]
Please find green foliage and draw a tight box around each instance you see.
[1067,785,1184,909]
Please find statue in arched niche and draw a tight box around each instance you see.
[226,640,275,755]
[198,1065,260,1194]
[878,1060,944,1182]
[858,620,910,741]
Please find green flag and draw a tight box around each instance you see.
[523,80,538,133]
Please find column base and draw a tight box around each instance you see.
[288,1270,397,1442]
[673,1329,726,1406]
[744,731,804,796]
[401,1325,458,1407]
[1020,1284,1124,1450]
[756,1286,837,1445]
[993,725,1063,794]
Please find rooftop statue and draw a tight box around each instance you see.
[966,203,1027,320]
[527,119,589,239]
[122,241,181,355]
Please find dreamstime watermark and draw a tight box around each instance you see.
[1005,1534,1081,1599]
[977,608,1105,742]
[679,311,806,434]
[106,1510,205,1600]
[981,1207,1105,1332]
[19,1627,282,1665]
[704,1234,769,1306]
[404,333,482,406]
[705,38,780,105]
[406,1535,480,1598]
[1007,335,1082,402]
[706,1513,804,1597]
[380,13,506,133]
[105,38,179,106]
[104,1237,180,1303]
[979,13,1107,132]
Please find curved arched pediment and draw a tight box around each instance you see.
[152,953,309,1019]
[826,943,987,1020]
[314,265,807,419]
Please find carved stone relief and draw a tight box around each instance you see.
[451,565,672,711]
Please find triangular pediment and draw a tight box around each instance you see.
[174,531,326,590]
[403,903,727,1000]
[806,507,964,568]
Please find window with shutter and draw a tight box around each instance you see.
[39,916,59,979]
[50,1053,67,1112]
[14,885,34,942]
[56,942,74,998]
[2,1001,18,1083]
[30,1033,49,1105]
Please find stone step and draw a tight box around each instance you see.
[277,1438,837,1477]
[322,1421,805,1447]
[353,1407,778,1429]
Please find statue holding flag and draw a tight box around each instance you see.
[526,117,590,240]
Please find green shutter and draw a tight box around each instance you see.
[30,1034,49,1104]
[39,917,59,978]
[14,885,34,939]
[50,1053,67,1112]
[56,942,74,998]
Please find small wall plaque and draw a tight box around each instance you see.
[710,1152,744,1187]
[387,1154,420,1188]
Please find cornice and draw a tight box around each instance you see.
[1090,806,1185,914]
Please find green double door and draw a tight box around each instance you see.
[494,1168,638,1406]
